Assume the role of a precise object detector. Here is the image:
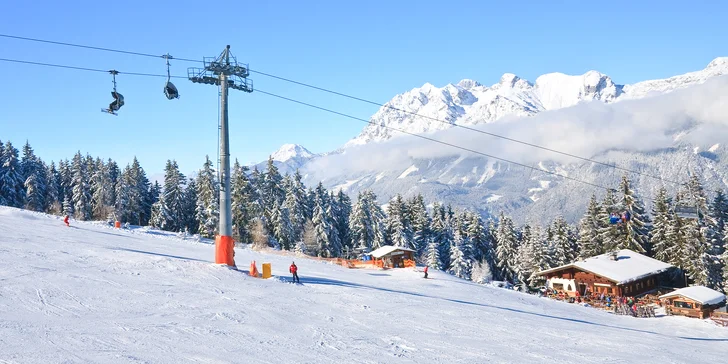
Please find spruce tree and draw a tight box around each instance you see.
[231,160,255,243]
[597,189,620,253]
[409,194,431,258]
[577,194,602,259]
[616,175,649,253]
[365,190,387,249]
[495,212,519,282]
[311,183,339,257]
[183,178,198,234]
[91,158,113,220]
[552,215,577,266]
[195,156,219,238]
[151,160,187,232]
[71,152,92,220]
[272,200,294,250]
[284,170,309,242]
[431,203,454,269]
[44,162,61,214]
[386,194,414,249]
[0,141,25,207]
[650,187,673,261]
[21,141,45,211]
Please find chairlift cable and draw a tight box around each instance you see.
[0,33,685,186]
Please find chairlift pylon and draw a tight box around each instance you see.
[101,70,124,115]
[162,54,179,100]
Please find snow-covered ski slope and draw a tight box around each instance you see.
[1,207,726,363]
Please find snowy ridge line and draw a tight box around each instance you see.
[255,89,615,191]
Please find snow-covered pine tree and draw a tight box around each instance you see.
[710,190,728,256]
[616,174,649,253]
[114,165,132,223]
[44,161,61,214]
[311,183,339,257]
[577,194,602,259]
[448,221,472,280]
[365,190,387,249]
[527,224,553,284]
[195,156,219,238]
[58,159,73,214]
[707,190,728,290]
[597,189,620,253]
[408,194,431,259]
[90,158,113,220]
[676,174,716,287]
[150,160,188,232]
[334,190,352,253]
[495,212,519,282]
[231,160,255,244]
[0,141,25,207]
[272,199,294,250]
[385,194,414,249]
[283,170,309,242]
[261,157,285,233]
[349,191,371,250]
[183,178,198,234]
[249,166,265,221]
[70,152,92,220]
[107,158,120,209]
[21,141,45,211]
[722,224,728,293]
[552,215,577,266]
[650,187,673,261]
[515,224,535,286]
[431,203,454,270]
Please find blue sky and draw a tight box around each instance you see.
[1,0,725,178]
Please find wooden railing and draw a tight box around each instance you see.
[710,311,728,327]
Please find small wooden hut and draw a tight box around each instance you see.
[659,286,727,319]
[369,245,416,268]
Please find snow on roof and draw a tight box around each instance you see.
[659,286,727,305]
[369,245,415,259]
[536,249,674,285]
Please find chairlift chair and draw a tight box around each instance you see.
[102,70,123,115]
[674,204,699,220]
[162,54,180,99]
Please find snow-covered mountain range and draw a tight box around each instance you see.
[258,57,728,224]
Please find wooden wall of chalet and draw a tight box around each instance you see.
[662,296,724,319]
[545,268,662,297]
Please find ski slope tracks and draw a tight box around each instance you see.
[1,206,726,363]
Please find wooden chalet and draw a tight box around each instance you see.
[534,249,675,297]
[659,286,727,319]
[369,245,416,269]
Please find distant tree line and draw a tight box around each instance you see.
[1,139,727,292]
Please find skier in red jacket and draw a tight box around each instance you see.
[63,215,70,227]
[289,262,300,283]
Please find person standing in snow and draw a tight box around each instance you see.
[289,261,300,283]
[423,266,429,279]
[63,215,70,227]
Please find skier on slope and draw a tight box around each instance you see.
[63,215,70,227]
[423,265,429,279]
[289,261,300,283]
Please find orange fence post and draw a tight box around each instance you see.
[114,221,121,228]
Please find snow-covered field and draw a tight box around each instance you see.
[1,206,726,363]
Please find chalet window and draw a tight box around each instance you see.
[553,283,564,290]
[674,301,693,309]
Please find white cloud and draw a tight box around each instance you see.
[303,75,728,180]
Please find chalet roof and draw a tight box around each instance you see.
[369,245,415,259]
[659,286,727,305]
[535,249,674,285]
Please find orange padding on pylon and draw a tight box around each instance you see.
[215,235,236,266]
